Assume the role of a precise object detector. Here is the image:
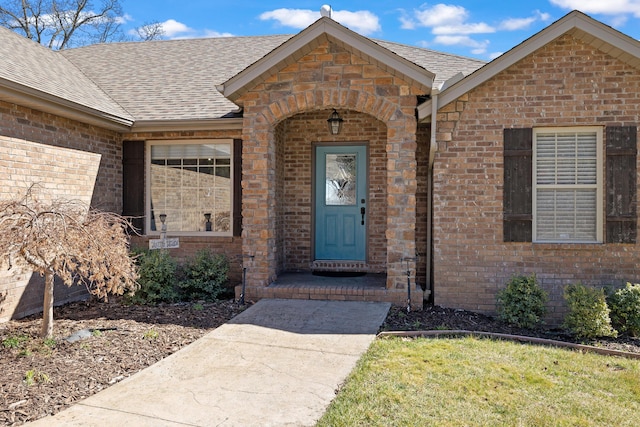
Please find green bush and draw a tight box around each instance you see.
[563,283,617,339]
[127,249,178,304]
[607,283,640,337]
[496,274,548,329]
[177,250,229,301]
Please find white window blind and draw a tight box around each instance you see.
[534,129,601,242]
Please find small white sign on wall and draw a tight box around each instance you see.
[149,238,180,250]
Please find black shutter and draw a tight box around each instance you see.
[122,140,145,234]
[503,128,533,242]
[606,126,637,243]
[233,139,242,237]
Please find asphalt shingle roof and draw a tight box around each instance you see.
[2,25,485,123]
[0,26,132,121]
[61,35,295,122]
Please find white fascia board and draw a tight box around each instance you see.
[131,118,243,133]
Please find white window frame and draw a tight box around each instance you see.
[532,127,603,243]
[145,139,234,236]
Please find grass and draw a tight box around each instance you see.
[317,336,640,427]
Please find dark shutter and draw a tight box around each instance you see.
[122,140,145,234]
[233,139,242,237]
[606,126,637,243]
[503,128,533,242]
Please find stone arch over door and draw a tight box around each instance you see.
[240,37,421,295]
[241,83,419,292]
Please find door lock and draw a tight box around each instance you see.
[360,206,365,225]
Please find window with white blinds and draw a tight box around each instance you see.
[533,128,603,243]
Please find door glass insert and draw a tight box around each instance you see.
[325,153,357,205]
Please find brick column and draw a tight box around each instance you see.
[241,116,278,288]
[385,102,418,291]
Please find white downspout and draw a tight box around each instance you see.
[425,88,439,302]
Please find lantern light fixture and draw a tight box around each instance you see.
[327,109,343,135]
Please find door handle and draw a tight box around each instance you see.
[360,206,365,225]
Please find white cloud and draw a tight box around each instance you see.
[332,10,381,35]
[499,11,551,31]
[259,8,381,36]
[432,23,495,35]
[550,0,640,17]
[259,9,318,29]
[154,19,234,39]
[500,16,536,31]
[401,5,556,57]
[161,19,193,37]
[400,4,493,54]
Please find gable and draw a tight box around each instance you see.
[218,17,435,106]
[419,10,640,121]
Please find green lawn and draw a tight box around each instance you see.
[317,337,640,427]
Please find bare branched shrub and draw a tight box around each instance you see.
[0,187,138,337]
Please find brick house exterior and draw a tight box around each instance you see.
[1,11,639,324]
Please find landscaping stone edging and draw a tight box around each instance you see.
[377,330,640,360]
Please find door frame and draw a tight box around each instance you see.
[312,142,369,262]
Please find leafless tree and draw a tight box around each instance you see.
[0,0,163,49]
[0,188,138,338]
[134,21,165,42]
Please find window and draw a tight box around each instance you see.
[147,140,233,235]
[533,127,603,243]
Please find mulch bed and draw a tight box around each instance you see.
[1,299,639,426]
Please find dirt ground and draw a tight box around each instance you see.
[1,299,639,426]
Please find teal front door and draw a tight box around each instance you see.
[315,145,367,261]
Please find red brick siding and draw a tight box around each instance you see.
[279,110,388,272]
[433,34,640,322]
[238,40,423,292]
[0,101,123,321]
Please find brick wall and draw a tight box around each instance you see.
[0,101,122,321]
[433,34,640,323]
[238,39,424,292]
[279,110,388,272]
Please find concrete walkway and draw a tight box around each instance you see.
[28,299,390,427]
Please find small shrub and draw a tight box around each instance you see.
[178,250,229,301]
[143,329,159,340]
[607,283,640,337]
[24,369,49,386]
[563,283,617,339]
[2,334,29,349]
[127,249,178,304]
[496,274,548,329]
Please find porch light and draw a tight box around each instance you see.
[327,109,343,135]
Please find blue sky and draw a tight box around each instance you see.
[120,1,640,60]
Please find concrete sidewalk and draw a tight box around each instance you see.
[28,299,390,427]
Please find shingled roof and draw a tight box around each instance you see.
[1,22,485,126]
[0,26,133,127]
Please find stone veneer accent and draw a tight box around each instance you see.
[432,34,640,323]
[236,39,426,306]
